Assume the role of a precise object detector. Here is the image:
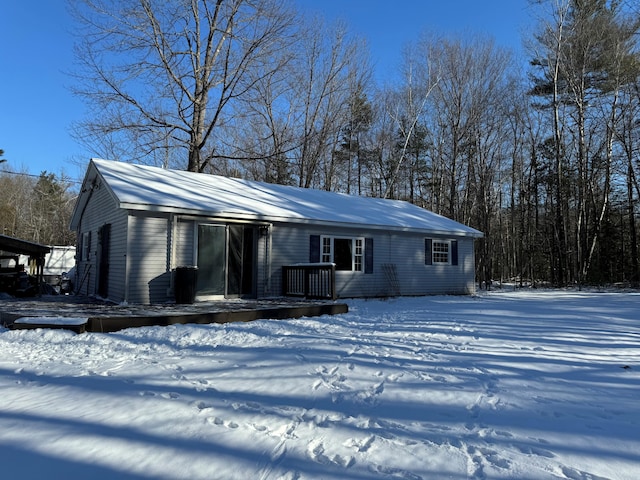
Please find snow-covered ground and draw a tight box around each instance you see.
[1,290,638,480]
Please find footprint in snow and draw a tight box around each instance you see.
[386,372,404,382]
[561,466,610,480]
[160,392,180,399]
[517,445,555,459]
[344,435,375,452]
[374,465,423,480]
[205,416,238,429]
[307,440,355,468]
[466,445,511,477]
[250,423,268,432]
[195,400,214,411]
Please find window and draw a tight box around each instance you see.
[432,241,450,264]
[81,231,91,261]
[425,238,458,266]
[354,238,363,271]
[321,237,331,263]
[310,235,373,274]
[321,236,364,272]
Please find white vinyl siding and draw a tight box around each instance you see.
[80,202,476,302]
[271,225,476,298]
[106,214,127,302]
[74,181,127,300]
[174,219,195,267]
[126,213,170,304]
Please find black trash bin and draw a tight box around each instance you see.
[174,266,198,304]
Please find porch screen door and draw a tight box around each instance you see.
[196,224,226,296]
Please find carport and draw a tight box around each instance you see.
[0,234,50,295]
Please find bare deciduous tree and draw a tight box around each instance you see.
[385,39,439,200]
[70,0,296,172]
[217,14,371,190]
[287,18,367,188]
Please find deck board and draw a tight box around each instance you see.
[0,295,348,333]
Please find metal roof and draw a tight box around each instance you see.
[0,234,51,257]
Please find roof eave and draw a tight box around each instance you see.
[120,202,484,238]
[69,162,98,230]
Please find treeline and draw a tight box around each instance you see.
[68,0,640,287]
[0,170,76,247]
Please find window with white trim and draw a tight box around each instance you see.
[321,236,364,271]
[425,238,458,266]
[354,238,363,271]
[432,240,450,264]
[321,237,331,263]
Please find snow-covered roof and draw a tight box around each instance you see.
[72,158,482,237]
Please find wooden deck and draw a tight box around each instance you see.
[0,295,349,333]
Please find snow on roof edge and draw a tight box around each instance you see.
[88,159,484,237]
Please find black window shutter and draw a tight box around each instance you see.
[451,240,458,265]
[365,238,374,274]
[310,235,320,263]
[425,238,432,265]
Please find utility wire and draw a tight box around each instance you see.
[0,169,83,184]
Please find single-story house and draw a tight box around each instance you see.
[70,159,483,304]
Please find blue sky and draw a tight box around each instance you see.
[0,1,532,181]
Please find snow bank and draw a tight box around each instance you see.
[13,316,88,326]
